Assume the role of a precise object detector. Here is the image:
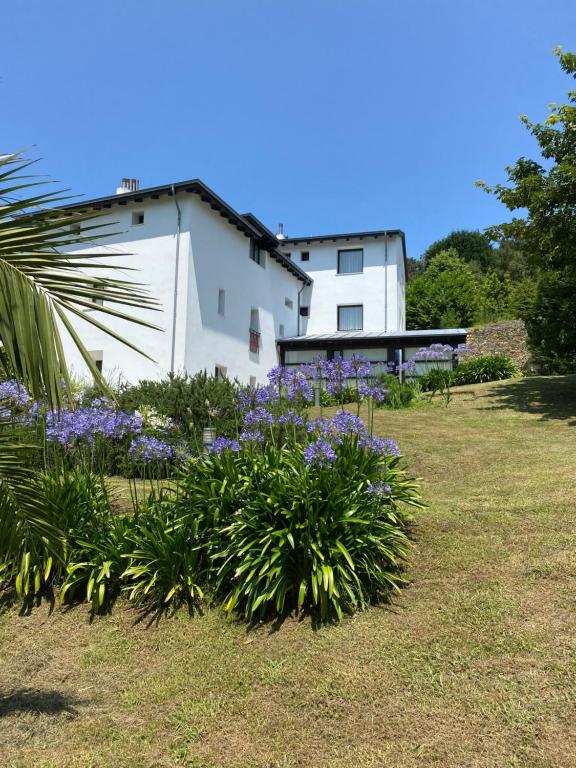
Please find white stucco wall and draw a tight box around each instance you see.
[58,193,305,385]
[279,235,406,334]
[182,196,302,383]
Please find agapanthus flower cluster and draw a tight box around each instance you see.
[276,409,305,427]
[0,379,30,410]
[46,399,143,448]
[303,438,337,468]
[331,409,366,437]
[266,366,314,403]
[239,429,265,445]
[209,436,241,455]
[238,383,278,411]
[399,343,472,373]
[366,481,392,496]
[128,435,175,462]
[358,381,388,402]
[243,407,274,428]
[359,435,400,457]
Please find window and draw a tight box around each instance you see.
[215,365,227,380]
[69,223,81,235]
[299,306,310,317]
[91,297,104,307]
[300,251,310,262]
[279,324,285,337]
[337,305,363,331]
[249,308,260,354]
[250,239,265,267]
[88,350,103,373]
[337,248,363,274]
[284,297,293,309]
[132,211,145,226]
[218,289,225,316]
[285,252,292,260]
[249,376,257,387]
[250,308,260,332]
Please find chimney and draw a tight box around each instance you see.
[115,178,140,195]
[276,222,287,241]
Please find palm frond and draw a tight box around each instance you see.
[0,151,161,407]
[0,415,61,564]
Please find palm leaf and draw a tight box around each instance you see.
[0,416,61,566]
[0,151,161,407]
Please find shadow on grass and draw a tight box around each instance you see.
[0,688,82,718]
[478,375,576,425]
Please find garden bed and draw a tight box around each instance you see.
[1,376,575,767]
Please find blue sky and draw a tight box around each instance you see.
[2,0,575,257]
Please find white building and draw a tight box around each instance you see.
[59,178,466,383]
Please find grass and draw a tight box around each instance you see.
[1,375,576,768]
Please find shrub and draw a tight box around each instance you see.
[117,371,242,449]
[5,468,118,607]
[376,374,422,409]
[452,354,520,385]
[208,439,421,622]
[418,368,454,395]
[121,502,204,612]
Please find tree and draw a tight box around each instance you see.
[479,270,513,323]
[479,48,576,371]
[406,249,480,329]
[405,255,424,281]
[422,229,495,272]
[0,152,159,562]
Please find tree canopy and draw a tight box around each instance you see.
[479,47,576,372]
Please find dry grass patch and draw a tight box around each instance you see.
[1,376,576,768]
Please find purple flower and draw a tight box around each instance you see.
[209,436,241,455]
[359,435,400,457]
[45,400,142,448]
[304,438,337,468]
[239,384,278,411]
[349,355,371,378]
[331,409,366,436]
[243,407,274,428]
[306,416,334,438]
[366,481,392,496]
[239,429,264,445]
[276,410,305,427]
[0,380,30,410]
[323,359,354,395]
[128,435,175,462]
[358,381,388,402]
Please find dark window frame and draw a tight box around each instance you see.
[337,304,363,331]
[250,239,265,268]
[337,248,364,274]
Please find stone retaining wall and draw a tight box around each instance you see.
[465,320,532,370]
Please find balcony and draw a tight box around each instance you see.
[249,328,260,354]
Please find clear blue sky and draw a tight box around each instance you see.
[3,0,575,258]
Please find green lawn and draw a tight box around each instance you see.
[1,376,575,768]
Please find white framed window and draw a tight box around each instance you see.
[91,297,104,307]
[337,248,363,274]
[284,297,293,309]
[249,376,257,387]
[215,365,227,380]
[131,211,145,226]
[218,288,225,316]
[337,304,363,331]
